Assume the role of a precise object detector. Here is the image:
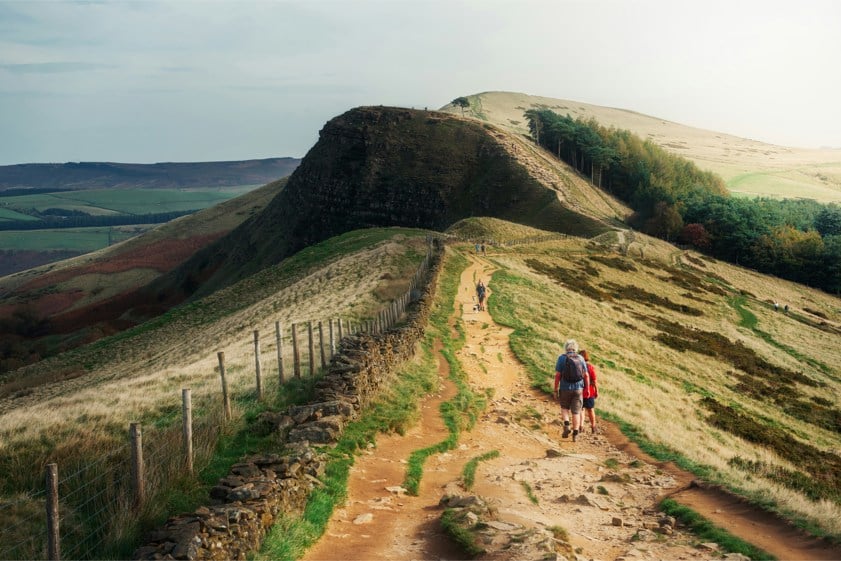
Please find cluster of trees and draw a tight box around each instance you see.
[525,109,841,293]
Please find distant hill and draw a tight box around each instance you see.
[0,157,300,191]
[440,92,841,202]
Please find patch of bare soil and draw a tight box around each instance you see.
[301,253,840,561]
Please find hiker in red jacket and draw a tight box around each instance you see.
[579,349,599,433]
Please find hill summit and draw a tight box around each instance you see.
[151,106,625,303]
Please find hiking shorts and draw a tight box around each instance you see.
[583,397,595,409]
[559,389,583,414]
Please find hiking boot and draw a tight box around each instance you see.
[591,425,597,434]
[572,430,579,442]
[562,425,570,438]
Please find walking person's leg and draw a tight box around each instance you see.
[569,390,583,441]
[583,398,596,432]
[559,390,576,438]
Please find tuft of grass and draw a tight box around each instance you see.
[441,508,485,557]
[659,498,776,560]
[462,450,500,490]
[520,481,539,504]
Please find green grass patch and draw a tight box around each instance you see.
[0,207,40,221]
[520,481,539,504]
[462,450,500,490]
[603,458,620,469]
[1,188,237,216]
[659,498,775,560]
[0,227,141,251]
[441,508,485,557]
[727,296,831,375]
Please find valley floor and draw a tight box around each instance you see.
[296,253,840,560]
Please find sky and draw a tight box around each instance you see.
[1,0,839,166]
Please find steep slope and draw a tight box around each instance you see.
[0,178,285,373]
[152,106,628,304]
[441,91,841,202]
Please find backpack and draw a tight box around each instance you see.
[561,353,585,384]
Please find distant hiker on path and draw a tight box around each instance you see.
[554,339,589,442]
[579,349,598,433]
[476,280,486,311]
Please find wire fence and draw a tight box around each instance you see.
[0,235,442,561]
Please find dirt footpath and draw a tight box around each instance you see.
[302,254,839,561]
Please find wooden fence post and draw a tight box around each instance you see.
[292,323,301,378]
[318,321,326,369]
[329,318,335,357]
[130,423,145,508]
[182,389,193,474]
[46,463,60,561]
[253,330,263,400]
[275,321,285,385]
[217,352,231,421]
[307,321,315,376]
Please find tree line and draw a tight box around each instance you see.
[524,109,841,294]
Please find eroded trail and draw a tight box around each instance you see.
[302,253,839,560]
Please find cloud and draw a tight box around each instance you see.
[0,61,114,74]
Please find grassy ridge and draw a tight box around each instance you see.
[0,228,432,560]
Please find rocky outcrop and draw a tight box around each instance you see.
[155,106,604,301]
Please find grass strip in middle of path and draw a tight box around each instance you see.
[403,248,487,496]
[462,450,500,490]
[258,247,479,560]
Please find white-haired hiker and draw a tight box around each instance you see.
[553,339,590,442]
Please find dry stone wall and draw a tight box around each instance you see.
[133,245,443,560]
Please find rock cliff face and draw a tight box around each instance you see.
[152,106,607,302]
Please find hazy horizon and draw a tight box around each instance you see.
[1,0,839,166]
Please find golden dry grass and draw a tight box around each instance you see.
[441,92,841,202]
[0,230,429,468]
[478,225,841,536]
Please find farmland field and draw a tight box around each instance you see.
[0,226,150,251]
[0,187,244,216]
[0,207,40,221]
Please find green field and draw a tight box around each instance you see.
[0,226,149,251]
[0,207,40,221]
[0,187,246,216]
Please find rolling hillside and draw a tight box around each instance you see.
[0,179,287,372]
[440,91,841,202]
[0,158,300,191]
[145,106,630,304]
[1,222,839,559]
[0,97,840,559]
